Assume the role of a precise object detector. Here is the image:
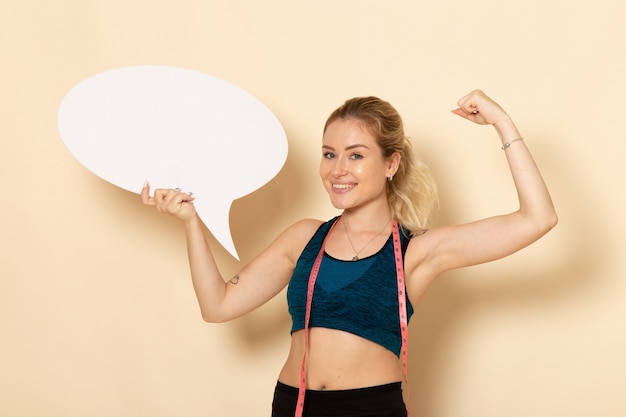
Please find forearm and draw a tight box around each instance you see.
[184,214,229,322]
[495,117,558,231]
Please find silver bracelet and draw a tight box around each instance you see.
[501,137,524,150]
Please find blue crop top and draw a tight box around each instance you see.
[287,217,414,357]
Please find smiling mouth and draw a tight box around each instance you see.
[332,183,355,190]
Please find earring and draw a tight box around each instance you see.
[387,175,393,182]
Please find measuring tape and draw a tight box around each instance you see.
[295,218,410,417]
[392,220,411,417]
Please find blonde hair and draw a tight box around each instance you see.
[324,96,439,234]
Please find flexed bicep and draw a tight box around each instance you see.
[431,211,554,274]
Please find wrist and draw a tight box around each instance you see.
[491,113,513,131]
[185,213,202,228]
[493,115,521,143]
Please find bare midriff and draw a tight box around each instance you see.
[277,328,403,390]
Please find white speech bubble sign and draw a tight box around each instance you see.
[57,65,288,259]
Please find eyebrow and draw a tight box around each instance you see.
[322,144,370,151]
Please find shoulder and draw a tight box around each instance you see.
[404,224,450,265]
[402,225,449,293]
[271,218,327,267]
[284,218,326,239]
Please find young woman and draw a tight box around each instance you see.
[141,89,557,417]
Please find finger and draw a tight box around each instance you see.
[171,190,196,206]
[457,97,479,115]
[141,181,155,206]
[180,191,195,202]
[451,107,489,126]
[451,107,481,120]
[153,189,172,212]
[158,188,195,212]
[451,108,472,119]
[458,89,489,112]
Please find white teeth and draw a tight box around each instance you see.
[333,183,353,189]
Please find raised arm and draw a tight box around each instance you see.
[141,183,318,322]
[406,90,558,285]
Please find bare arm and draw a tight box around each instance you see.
[406,90,558,290]
[141,183,319,322]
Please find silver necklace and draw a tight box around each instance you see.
[342,215,392,261]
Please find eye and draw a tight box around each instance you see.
[323,151,335,159]
[350,153,363,160]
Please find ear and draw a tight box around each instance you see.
[386,152,401,177]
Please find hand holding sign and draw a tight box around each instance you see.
[57,66,288,259]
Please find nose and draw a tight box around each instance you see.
[331,157,348,177]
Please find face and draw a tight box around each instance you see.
[320,118,398,212]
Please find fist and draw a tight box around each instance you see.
[452,89,510,126]
[141,182,197,223]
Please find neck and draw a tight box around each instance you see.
[341,210,393,261]
[342,206,393,232]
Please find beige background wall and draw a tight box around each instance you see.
[2,1,624,416]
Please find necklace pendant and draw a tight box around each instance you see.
[352,255,359,261]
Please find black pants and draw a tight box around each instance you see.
[271,381,407,417]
